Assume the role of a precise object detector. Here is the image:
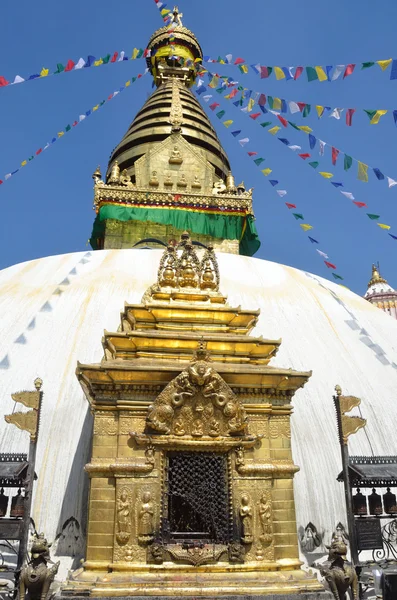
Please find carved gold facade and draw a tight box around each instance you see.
[64,234,325,597]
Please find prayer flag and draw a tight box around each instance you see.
[362,62,375,69]
[330,108,343,119]
[344,155,353,171]
[309,135,316,149]
[300,224,313,231]
[343,64,355,78]
[367,110,388,124]
[377,223,391,229]
[274,66,285,80]
[94,59,103,67]
[346,108,355,126]
[261,168,272,176]
[12,75,25,84]
[40,67,49,77]
[231,130,241,137]
[316,105,325,118]
[234,58,245,65]
[315,66,328,81]
[279,138,290,145]
[309,161,319,168]
[250,112,261,120]
[299,153,311,160]
[269,180,279,186]
[367,213,380,220]
[387,177,397,188]
[306,66,318,82]
[391,60,397,80]
[75,58,86,69]
[353,201,366,208]
[35,148,42,155]
[286,203,296,209]
[297,125,313,133]
[341,192,354,200]
[389,234,397,239]
[282,67,293,80]
[294,66,303,80]
[239,138,249,146]
[58,132,64,138]
[319,172,333,179]
[293,213,304,220]
[111,52,118,63]
[247,98,255,112]
[260,66,272,78]
[65,60,75,71]
[377,59,392,71]
[54,63,65,74]
[317,250,329,258]
[308,236,318,243]
[373,168,385,180]
[331,182,343,188]
[239,65,249,74]
[325,261,337,269]
[332,274,344,281]
[21,160,27,166]
[268,126,281,135]
[289,101,300,114]
[273,97,282,110]
[277,115,288,127]
[288,145,301,151]
[358,162,369,182]
[331,147,340,165]
[254,158,265,165]
[223,120,233,128]
[258,93,266,106]
[331,65,345,81]
[277,190,287,197]
[209,102,220,110]
[216,110,225,119]
[0,76,9,87]
[248,152,258,157]
[28,74,39,80]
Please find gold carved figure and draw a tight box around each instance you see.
[116,489,132,545]
[192,175,201,189]
[258,492,272,545]
[208,417,220,437]
[108,161,120,184]
[149,171,159,186]
[173,417,186,436]
[177,174,188,188]
[169,145,183,165]
[240,494,253,544]
[192,419,204,437]
[138,491,155,543]
[119,169,133,187]
[19,534,60,600]
[164,173,173,186]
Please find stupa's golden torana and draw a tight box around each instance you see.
[63,9,330,599]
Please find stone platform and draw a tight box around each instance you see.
[60,594,334,600]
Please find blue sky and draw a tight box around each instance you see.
[1,0,397,295]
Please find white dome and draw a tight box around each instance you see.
[1,249,397,570]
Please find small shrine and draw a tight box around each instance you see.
[63,233,328,597]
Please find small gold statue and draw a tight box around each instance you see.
[177,174,188,187]
[258,492,272,545]
[192,419,204,437]
[149,171,159,186]
[192,175,201,189]
[116,489,132,544]
[138,491,155,543]
[240,494,253,544]
[108,161,120,184]
[169,145,183,164]
[164,173,173,186]
[119,169,132,187]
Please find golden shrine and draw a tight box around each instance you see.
[63,233,327,597]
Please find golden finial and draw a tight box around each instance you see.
[92,165,102,182]
[368,263,388,288]
[34,378,43,391]
[109,161,120,184]
[171,5,183,27]
[334,384,342,397]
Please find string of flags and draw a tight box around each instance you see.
[201,54,397,81]
[195,89,345,282]
[198,71,397,190]
[0,71,148,187]
[152,0,173,25]
[200,75,397,242]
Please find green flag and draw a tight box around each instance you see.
[102,54,111,64]
[267,96,274,109]
[54,63,65,74]
[309,161,319,169]
[306,66,318,82]
[362,62,375,69]
[344,155,353,171]
[364,109,377,122]
[303,104,311,117]
[293,213,304,220]
[65,124,71,132]
[254,158,265,166]
[332,274,344,281]
[260,122,272,128]
[367,213,380,220]
[136,49,144,59]
[216,110,226,119]
[288,121,300,131]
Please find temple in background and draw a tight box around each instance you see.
[364,264,397,319]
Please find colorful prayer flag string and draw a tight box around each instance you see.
[197,89,346,283]
[0,71,148,187]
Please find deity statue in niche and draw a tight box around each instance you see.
[169,145,183,164]
[192,175,201,189]
[177,174,188,188]
[173,417,186,436]
[164,173,173,186]
[240,494,253,544]
[258,492,272,545]
[138,491,154,543]
[149,171,159,186]
[209,418,220,437]
[192,419,204,437]
[116,489,132,544]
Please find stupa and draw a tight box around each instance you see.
[364,264,397,319]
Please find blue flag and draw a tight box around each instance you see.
[278,138,290,145]
[308,237,319,244]
[231,130,241,137]
[373,168,385,180]
[390,60,397,80]
[331,182,343,188]
[85,56,96,67]
[309,134,316,149]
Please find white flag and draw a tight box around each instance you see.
[4,173,11,180]
[12,75,25,84]
[113,91,119,97]
[288,101,300,114]
[197,78,204,87]
[239,138,249,146]
[269,110,280,116]
[241,107,249,113]
[340,191,355,200]
[225,54,233,64]
[319,140,326,155]
[276,190,287,197]
[331,65,345,81]
[43,143,50,151]
[203,95,212,102]
[74,58,85,69]
[387,177,397,188]
[330,108,344,120]
[117,52,126,62]
[317,250,329,259]
[79,115,86,122]
[288,145,301,151]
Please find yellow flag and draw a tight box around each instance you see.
[93,105,99,111]
[319,172,333,179]
[132,48,139,59]
[94,59,103,67]
[316,105,324,118]
[268,126,281,135]
[58,132,64,138]
[300,224,313,232]
[315,66,328,81]
[370,110,388,124]
[247,98,255,112]
[274,66,285,80]
[273,97,282,110]
[298,125,313,133]
[223,120,233,128]
[125,80,131,87]
[40,67,49,77]
[261,168,272,176]
[377,223,391,230]
[240,64,249,74]
[357,161,368,182]
[377,59,392,71]
[21,160,27,167]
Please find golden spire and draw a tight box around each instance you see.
[368,263,388,288]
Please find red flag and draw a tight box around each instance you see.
[247,152,258,157]
[234,58,245,65]
[0,76,9,87]
[325,261,337,269]
[137,73,142,78]
[0,180,3,185]
[72,121,78,127]
[294,66,303,80]
[353,201,367,208]
[331,147,340,165]
[258,93,267,106]
[343,64,355,79]
[143,49,151,58]
[229,88,238,98]
[298,153,311,160]
[346,108,356,126]
[277,115,288,127]
[209,102,220,111]
[260,66,271,79]
[64,59,75,72]
[110,52,118,63]
[108,94,113,100]
[250,112,261,120]
[297,102,306,113]
[286,203,296,209]
[35,149,42,156]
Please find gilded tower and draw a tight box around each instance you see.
[90,11,260,256]
[364,264,397,319]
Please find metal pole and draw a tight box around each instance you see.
[334,393,359,566]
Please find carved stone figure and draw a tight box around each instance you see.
[149,171,159,186]
[173,417,186,436]
[228,542,245,564]
[148,542,165,564]
[138,491,154,543]
[258,492,272,545]
[331,522,349,546]
[320,541,359,600]
[177,174,188,188]
[164,174,173,186]
[235,447,245,466]
[240,494,253,544]
[300,522,323,552]
[208,418,220,437]
[169,145,183,164]
[145,445,155,466]
[19,534,60,600]
[212,179,227,195]
[192,176,201,189]
[116,489,132,544]
[192,419,203,437]
[119,169,133,187]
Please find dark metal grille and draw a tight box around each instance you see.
[166,452,230,543]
